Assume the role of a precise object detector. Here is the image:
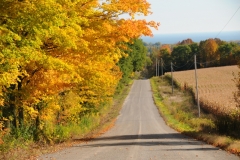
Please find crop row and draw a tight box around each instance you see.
[165,65,239,116]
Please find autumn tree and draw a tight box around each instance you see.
[159,45,171,73]
[160,44,171,53]
[0,0,158,142]
[199,39,219,67]
[177,38,194,45]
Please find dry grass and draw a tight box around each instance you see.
[151,77,240,156]
[165,65,239,116]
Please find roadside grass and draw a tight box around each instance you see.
[150,76,240,156]
[0,81,133,160]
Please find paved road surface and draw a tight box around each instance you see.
[39,80,239,160]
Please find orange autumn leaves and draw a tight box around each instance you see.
[0,0,158,131]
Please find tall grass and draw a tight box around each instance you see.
[0,80,133,159]
[150,77,215,133]
[150,76,240,155]
[164,66,240,136]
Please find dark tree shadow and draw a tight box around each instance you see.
[72,133,219,151]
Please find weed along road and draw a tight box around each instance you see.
[39,80,239,160]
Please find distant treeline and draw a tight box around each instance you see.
[144,38,240,76]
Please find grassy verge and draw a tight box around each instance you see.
[0,81,133,160]
[150,76,240,156]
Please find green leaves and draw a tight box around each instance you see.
[117,38,147,89]
[0,0,156,142]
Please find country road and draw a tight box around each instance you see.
[39,80,239,160]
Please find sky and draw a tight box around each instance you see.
[137,0,240,34]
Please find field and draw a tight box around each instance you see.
[165,65,239,116]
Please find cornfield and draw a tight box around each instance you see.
[165,65,239,117]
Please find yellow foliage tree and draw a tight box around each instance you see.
[0,0,158,140]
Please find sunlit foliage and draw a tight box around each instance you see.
[0,0,158,142]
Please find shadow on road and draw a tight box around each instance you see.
[73,133,218,150]
[75,133,188,141]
